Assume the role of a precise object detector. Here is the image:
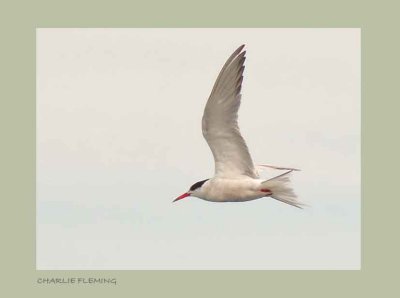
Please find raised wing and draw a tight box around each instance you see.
[202,45,258,178]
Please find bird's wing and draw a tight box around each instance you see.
[202,45,258,179]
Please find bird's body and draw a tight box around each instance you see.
[193,177,264,202]
[174,45,303,208]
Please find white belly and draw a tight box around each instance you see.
[198,177,265,202]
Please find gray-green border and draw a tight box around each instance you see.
[1,0,399,296]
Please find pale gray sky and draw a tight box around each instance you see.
[37,28,360,269]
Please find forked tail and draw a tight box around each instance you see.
[261,170,304,208]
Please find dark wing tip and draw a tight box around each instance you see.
[207,44,247,101]
[237,51,246,62]
[232,45,246,57]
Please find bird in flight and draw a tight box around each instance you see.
[174,45,303,208]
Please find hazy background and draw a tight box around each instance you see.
[37,28,360,269]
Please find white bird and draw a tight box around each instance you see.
[174,45,303,208]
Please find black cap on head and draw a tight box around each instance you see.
[189,179,209,191]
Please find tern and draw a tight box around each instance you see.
[174,45,303,208]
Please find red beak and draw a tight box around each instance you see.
[173,192,190,203]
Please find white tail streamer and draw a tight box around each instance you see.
[261,170,305,208]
